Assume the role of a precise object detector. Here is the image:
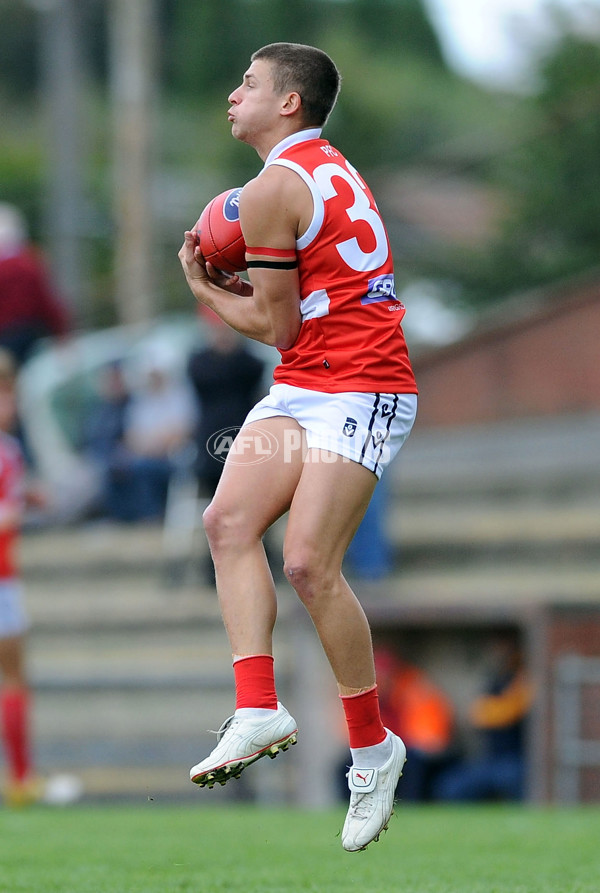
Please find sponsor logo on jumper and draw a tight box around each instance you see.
[320,145,339,157]
[343,417,358,437]
[361,274,397,305]
[223,188,242,222]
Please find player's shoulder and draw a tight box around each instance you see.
[244,163,296,196]
[241,165,305,214]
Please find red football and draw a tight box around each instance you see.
[196,187,247,274]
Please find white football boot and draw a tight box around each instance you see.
[341,731,407,852]
[190,702,298,788]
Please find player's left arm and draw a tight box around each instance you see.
[238,167,305,350]
[179,167,303,350]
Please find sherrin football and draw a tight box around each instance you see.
[196,187,247,274]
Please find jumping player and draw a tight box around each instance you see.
[179,42,418,851]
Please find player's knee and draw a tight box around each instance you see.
[202,500,235,552]
[283,549,332,603]
[283,558,313,600]
[203,499,259,554]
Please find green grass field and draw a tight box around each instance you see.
[1,803,599,893]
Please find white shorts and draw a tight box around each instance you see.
[0,579,28,639]
[243,384,417,479]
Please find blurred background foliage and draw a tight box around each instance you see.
[1,0,599,331]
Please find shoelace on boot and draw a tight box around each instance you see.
[206,715,238,741]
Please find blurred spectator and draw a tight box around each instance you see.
[80,361,132,520]
[187,312,265,496]
[0,204,71,367]
[433,634,534,802]
[0,348,45,806]
[376,647,455,801]
[98,357,196,522]
[345,477,394,580]
[337,645,455,801]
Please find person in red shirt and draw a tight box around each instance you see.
[0,204,71,366]
[179,43,417,851]
[0,348,39,805]
[373,647,455,801]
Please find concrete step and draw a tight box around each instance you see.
[23,540,298,792]
[389,497,600,567]
[395,500,600,543]
[392,412,600,499]
[21,521,180,581]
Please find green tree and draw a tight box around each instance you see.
[350,0,446,64]
[161,0,326,97]
[0,1,38,95]
[451,28,600,307]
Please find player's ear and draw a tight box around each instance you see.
[281,91,302,118]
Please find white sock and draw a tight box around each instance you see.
[350,730,392,769]
[234,707,278,719]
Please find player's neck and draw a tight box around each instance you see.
[252,122,310,162]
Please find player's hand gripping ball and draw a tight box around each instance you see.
[196,187,247,274]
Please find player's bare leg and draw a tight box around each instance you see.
[190,418,304,787]
[191,418,404,849]
[204,418,305,655]
[205,421,376,685]
[282,450,406,852]
[283,449,377,692]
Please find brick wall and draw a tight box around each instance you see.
[411,276,600,427]
[533,605,600,803]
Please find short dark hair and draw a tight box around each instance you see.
[251,43,341,127]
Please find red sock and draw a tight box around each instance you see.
[233,654,278,710]
[340,685,387,749]
[1,687,32,782]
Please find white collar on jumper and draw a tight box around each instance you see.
[264,128,323,167]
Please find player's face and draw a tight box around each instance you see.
[227,60,283,148]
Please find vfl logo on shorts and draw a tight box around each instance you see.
[372,430,388,448]
[343,417,357,437]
